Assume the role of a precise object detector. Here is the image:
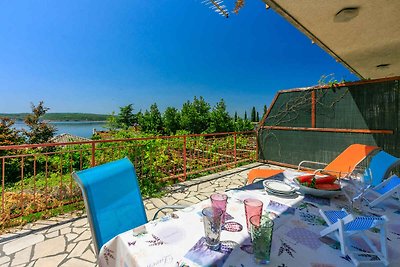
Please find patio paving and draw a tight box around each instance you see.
[0,162,284,267]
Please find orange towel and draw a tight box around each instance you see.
[247,169,284,184]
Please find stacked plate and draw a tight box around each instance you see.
[263,180,297,197]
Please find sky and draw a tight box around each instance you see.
[0,0,358,116]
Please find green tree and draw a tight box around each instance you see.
[105,111,119,131]
[23,101,56,144]
[256,111,260,122]
[234,117,253,132]
[244,111,248,121]
[180,96,210,134]
[208,99,233,133]
[0,117,22,148]
[117,104,136,129]
[263,104,268,115]
[140,103,163,134]
[251,106,256,122]
[234,111,238,122]
[163,107,181,135]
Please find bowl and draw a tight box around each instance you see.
[293,178,342,198]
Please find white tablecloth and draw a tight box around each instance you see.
[98,171,400,267]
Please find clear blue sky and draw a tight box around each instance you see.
[0,0,357,116]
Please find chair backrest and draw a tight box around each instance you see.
[73,158,147,253]
[374,175,400,195]
[364,151,400,186]
[323,144,379,177]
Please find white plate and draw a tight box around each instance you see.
[265,188,297,197]
[263,180,295,194]
[293,178,342,198]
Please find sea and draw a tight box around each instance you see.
[13,121,107,138]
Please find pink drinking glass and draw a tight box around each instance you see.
[210,193,228,224]
[244,198,263,232]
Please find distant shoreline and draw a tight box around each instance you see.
[0,113,109,122]
[11,120,107,138]
[14,120,107,122]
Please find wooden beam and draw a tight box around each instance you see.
[261,126,393,134]
[311,90,316,128]
[278,76,400,94]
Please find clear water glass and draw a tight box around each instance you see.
[202,207,223,250]
[347,168,371,213]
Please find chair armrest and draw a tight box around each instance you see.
[298,160,328,170]
[152,205,188,220]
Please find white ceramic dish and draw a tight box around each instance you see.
[293,178,342,198]
[265,187,297,197]
[263,180,296,196]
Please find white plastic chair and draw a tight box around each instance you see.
[319,208,388,266]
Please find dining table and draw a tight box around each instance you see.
[98,170,400,267]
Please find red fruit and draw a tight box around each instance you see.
[297,175,314,183]
[315,175,336,184]
[315,183,341,191]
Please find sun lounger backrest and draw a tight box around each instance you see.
[323,144,379,177]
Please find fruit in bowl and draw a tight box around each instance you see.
[294,174,342,197]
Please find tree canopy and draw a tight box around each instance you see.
[114,96,255,135]
[0,117,22,147]
[180,96,211,134]
[208,99,234,133]
[117,104,137,129]
[23,101,56,144]
[163,107,181,135]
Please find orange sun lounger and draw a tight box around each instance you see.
[246,169,284,184]
[247,144,379,184]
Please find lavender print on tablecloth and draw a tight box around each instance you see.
[267,200,295,215]
[299,211,327,226]
[223,221,243,232]
[183,237,233,267]
[286,227,322,250]
[303,194,331,206]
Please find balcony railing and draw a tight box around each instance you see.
[0,131,256,227]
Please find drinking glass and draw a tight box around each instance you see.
[202,207,223,250]
[210,193,228,224]
[346,168,371,213]
[250,215,274,265]
[244,198,263,232]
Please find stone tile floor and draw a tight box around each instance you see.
[0,163,283,267]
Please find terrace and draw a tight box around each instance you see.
[1,1,400,266]
[1,162,281,266]
[1,75,399,266]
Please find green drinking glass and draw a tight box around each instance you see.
[250,214,274,265]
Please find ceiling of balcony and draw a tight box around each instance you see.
[264,0,400,79]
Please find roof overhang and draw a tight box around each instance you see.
[264,0,400,79]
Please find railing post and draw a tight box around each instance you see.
[2,158,5,214]
[311,90,316,128]
[234,132,237,166]
[183,135,187,181]
[91,141,96,167]
[255,130,259,161]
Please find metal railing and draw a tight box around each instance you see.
[0,131,256,226]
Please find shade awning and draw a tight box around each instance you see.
[265,0,400,79]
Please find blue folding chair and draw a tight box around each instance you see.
[365,175,400,208]
[73,157,185,253]
[319,208,388,266]
[363,151,400,186]
[362,151,400,208]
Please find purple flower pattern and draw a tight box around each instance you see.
[102,246,115,265]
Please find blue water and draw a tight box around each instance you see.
[13,121,107,138]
